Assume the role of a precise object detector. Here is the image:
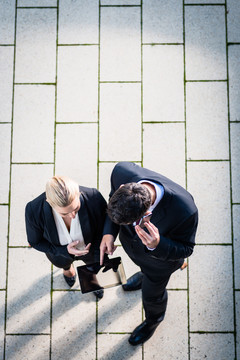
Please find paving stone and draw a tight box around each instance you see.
[0,206,8,290]
[144,291,188,360]
[15,8,56,83]
[0,291,5,360]
[98,162,117,201]
[230,123,240,203]
[167,264,187,290]
[185,0,224,2]
[229,45,240,121]
[102,0,140,4]
[5,335,50,360]
[9,164,53,246]
[236,291,240,360]
[233,205,240,289]
[186,82,229,160]
[143,45,184,122]
[0,124,11,203]
[58,0,98,44]
[52,291,96,360]
[143,123,185,188]
[99,84,141,161]
[0,0,15,44]
[185,6,226,80]
[0,47,14,123]
[18,0,57,6]
[142,0,183,44]
[227,0,240,43]
[12,85,55,163]
[55,123,98,188]
[190,333,235,360]
[187,161,231,244]
[189,245,234,331]
[100,6,141,81]
[57,46,98,123]
[98,333,142,360]
[6,248,51,333]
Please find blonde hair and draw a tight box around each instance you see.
[46,176,79,208]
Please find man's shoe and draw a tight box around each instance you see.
[128,320,159,346]
[122,272,143,291]
[94,289,104,299]
[63,274,76,287]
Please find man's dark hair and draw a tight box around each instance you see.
[107,182,151,225]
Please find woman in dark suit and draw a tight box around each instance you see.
[25,176,107,299]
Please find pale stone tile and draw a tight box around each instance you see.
[98,162,117,201]
[227,0,240,43]
[102,0,140,4]
[58,0,98,44]
[190,333,234,360]
[15,9,56,83]
[0,0,15,44]
[185,6,226,80]
[0,206,8,289]
[231,123,240,203]
[187,161,231,244]
[55,124,98,188]
[189,245,234,331]
[0,124,11,203]
[0,47,14,123]
[185,0,224,2]
[99,83,141,161]
[52,291,96,360]
[144,291,188,359]
[98,334,142,360]
[12,85,55,163]
[143,123,185,188]
[6,248,51,333]
[5,335,50,360]
[143,0,183,43]
[143,45,184,122]
[0,291,5,360]
[57,46,98,123]
[233,205,240,289]
[186,82,229,160]
[167,264,187,290]
[100,7,141,81]
[18,0,57,6]
[236,291,240,360]
[9,164,53,246]
[229,45,240,121]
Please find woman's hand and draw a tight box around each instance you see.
[67,241,91,256]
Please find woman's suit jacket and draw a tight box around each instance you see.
[25,186,107,262]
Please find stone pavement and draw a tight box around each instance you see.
[0,0,239,359]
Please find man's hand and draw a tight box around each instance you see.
[67,241,91,256]
[100,234,117,265]
[135,222,160,249]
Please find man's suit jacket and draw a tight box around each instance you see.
[103,162,198,269]
[25,186,107,262]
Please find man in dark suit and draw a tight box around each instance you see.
[100,162,198,345]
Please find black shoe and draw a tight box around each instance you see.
[63,274,76,287]
[94,289,104,299]
[128,320,160,346]
[122,272,143,291]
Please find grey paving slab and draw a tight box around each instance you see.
[229,45,240,121]
[99,83,141,161]
[167,265,187,290]
[230,123,240,203]
[144,291,188,360]
[233,205,240,289]
[186,82,229,160]
[189,245,234,332]
[227,0,240,43]
[0,124,11,204]
[0,206,8,290]
[101,0,140,4]
[56,46,98,123]
[98,162,117,201]
[15,8,56,83]
[142,0,183,44]
[236,291,240,360]
[58,0,98,44]
[185,6,226,80]
[12,85,55,163]
[9,164,53,246]
[97,334,142,360]
[55,123,98,188]
[0,47,14,123]
[143,123,186,188]
[143,45,184,122]
[190,333,235,360]
[5,335,50,360]
[6,248,51,334]
[187,161,231,244]
[100,6,141,81]
[0,0,15,44]
[0,291,5,360]
[52,291,96,360]
[18,0,57,6]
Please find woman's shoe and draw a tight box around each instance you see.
[63,274,76,287]
[93,289,104,299]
